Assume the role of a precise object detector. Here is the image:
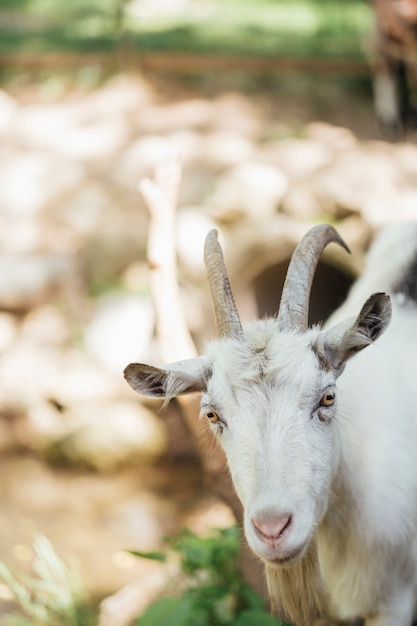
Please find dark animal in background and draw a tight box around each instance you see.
[371,0,417,134]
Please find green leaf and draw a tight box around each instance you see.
[138,597,194,626]
[127,549,167,563]
[234,609,283,626]
[238,582,265,611]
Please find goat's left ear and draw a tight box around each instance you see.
[317,293,392,371]
[124,356,210,399]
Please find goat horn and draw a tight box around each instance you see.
[277,224,350,332]
[204,230,244,340]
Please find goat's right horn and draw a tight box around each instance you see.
[277,224,350,332]
[204,230,244,340]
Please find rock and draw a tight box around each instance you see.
[84,294,155,375]
[0,90,18,134]
[0,253,75,312]
[17,102,78,149]
[53,118,130,162]
[304,122,357,151]
[313,147,400,218]
[263,137,333,180]
[0,150,85,217]
[363,186,417,227]
[167,130,204,164]
[394,143,417,177]
[19,108,128,162]
[212,92,262,138]
[176,208,217,278]
[115,135,180,187]
[78,201,149,289]
[0,407,30,454]
[211,161,288,222]
[203,131,254,168]
[178,167,215,206]
[76,75,152,120]
[20,305,70,345]
[138,99,213,134]
[0,313,18,353]
[57,183,114,235]
[0,214,42,254]
[281,180,322,219]
[0,344,120,411]
[44,401,167,471]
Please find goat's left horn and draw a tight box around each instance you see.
[204,230,244,340]
[277,224,350,332]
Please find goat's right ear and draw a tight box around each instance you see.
[124,356,210,399]
[317,293,392,372]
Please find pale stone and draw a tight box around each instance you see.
[17,103,77,147]
[0,254,75,311]
[265,138,333,180]
[54,119,130,162]
[0,150,85,216]
[304,122,357,150]
[0,344,120,410]
[176,208,217,277]
[212,92,261,137]
[84,294,155,374]
[49,401,167,470]
[0,313,18,353]
[138,99,213,134]
[20,306,70,345]
[0,89,18,133]
[314,147,399,217]
[211,161,288,222]
[116,135,179,186]
[59,184,112,235]
[281,181,322,219]
[203,131,254,168]
[76,75,152,120]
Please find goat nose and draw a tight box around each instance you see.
[252,513,292,543]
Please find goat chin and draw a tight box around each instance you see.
[265,537,329,626]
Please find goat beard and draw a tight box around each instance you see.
[264,537,329,626]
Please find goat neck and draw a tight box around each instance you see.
[277,224,350,332]
[204,229,244,341]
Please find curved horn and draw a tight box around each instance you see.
[204,230,244,340]
[277,224,350,332]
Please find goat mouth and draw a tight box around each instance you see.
[263,544,307,567]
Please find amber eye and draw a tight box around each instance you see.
[206,411,220,423]
[321,391,336,407]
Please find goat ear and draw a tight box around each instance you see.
[318,293,392,371]
[124,356,210,399]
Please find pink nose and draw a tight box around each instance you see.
[252,513,292,544]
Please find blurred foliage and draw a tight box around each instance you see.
[0,536,97,626]
[0,0,372,59]
[132,526,287,626]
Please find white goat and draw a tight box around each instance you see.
[124,223,417,626]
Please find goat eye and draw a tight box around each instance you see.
[320,391,336,407]
[206,411,220,423]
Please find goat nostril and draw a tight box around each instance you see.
[252,513,292,542]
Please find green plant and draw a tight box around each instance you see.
[0,536,97,626]
[131,526,286,626]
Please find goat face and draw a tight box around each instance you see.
[202,325,339,565]
[124,225,392,567]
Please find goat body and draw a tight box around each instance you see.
[125,223,417,626]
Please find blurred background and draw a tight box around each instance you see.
[1,0,417,624]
